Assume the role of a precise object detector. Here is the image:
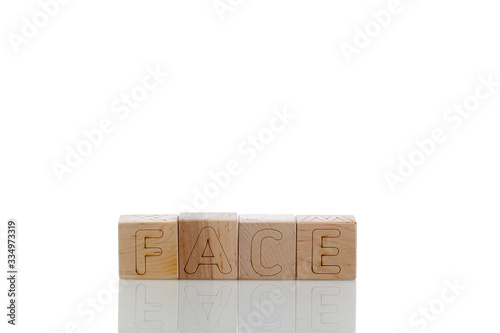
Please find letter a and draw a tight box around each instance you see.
[185,226,232,274]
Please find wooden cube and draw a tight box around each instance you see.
[119,214,178,279]
[296,215,356,280]
[238,214,296,280]
[178,212,238,279]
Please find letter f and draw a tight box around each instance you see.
[135,229,163,275]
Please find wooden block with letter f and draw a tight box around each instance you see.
[239,214,297,280]
[297,215,356,280]
[179,212,238,279]
[119,214,178,279]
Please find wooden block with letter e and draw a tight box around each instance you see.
[239,214,297,280]
[296,215,356,280]
[178,212,238,279]
[119,214,178,279]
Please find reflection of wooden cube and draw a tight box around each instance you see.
[119,280,178,332]
[178,280,237,332]
[238,280,296,332]
[178,213,238,279]
[119,215,178,279]
[297,215,356,280]
[238,214,296,280]
[296,280,356,332]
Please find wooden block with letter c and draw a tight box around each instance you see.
[238,214,297,280]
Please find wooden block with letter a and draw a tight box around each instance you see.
[239,214,297,280]
[178,212,238,279]
[119,214,178,279]
[296,215,356,280]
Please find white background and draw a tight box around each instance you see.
[1,0,500,332]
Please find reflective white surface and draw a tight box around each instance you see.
[119,280,356,332]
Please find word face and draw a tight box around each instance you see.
[118,213,356,280]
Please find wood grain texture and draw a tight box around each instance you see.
[178,212,238,279]
[119,214,178,279]
[296,215,356,280]
[238,214,296,280]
